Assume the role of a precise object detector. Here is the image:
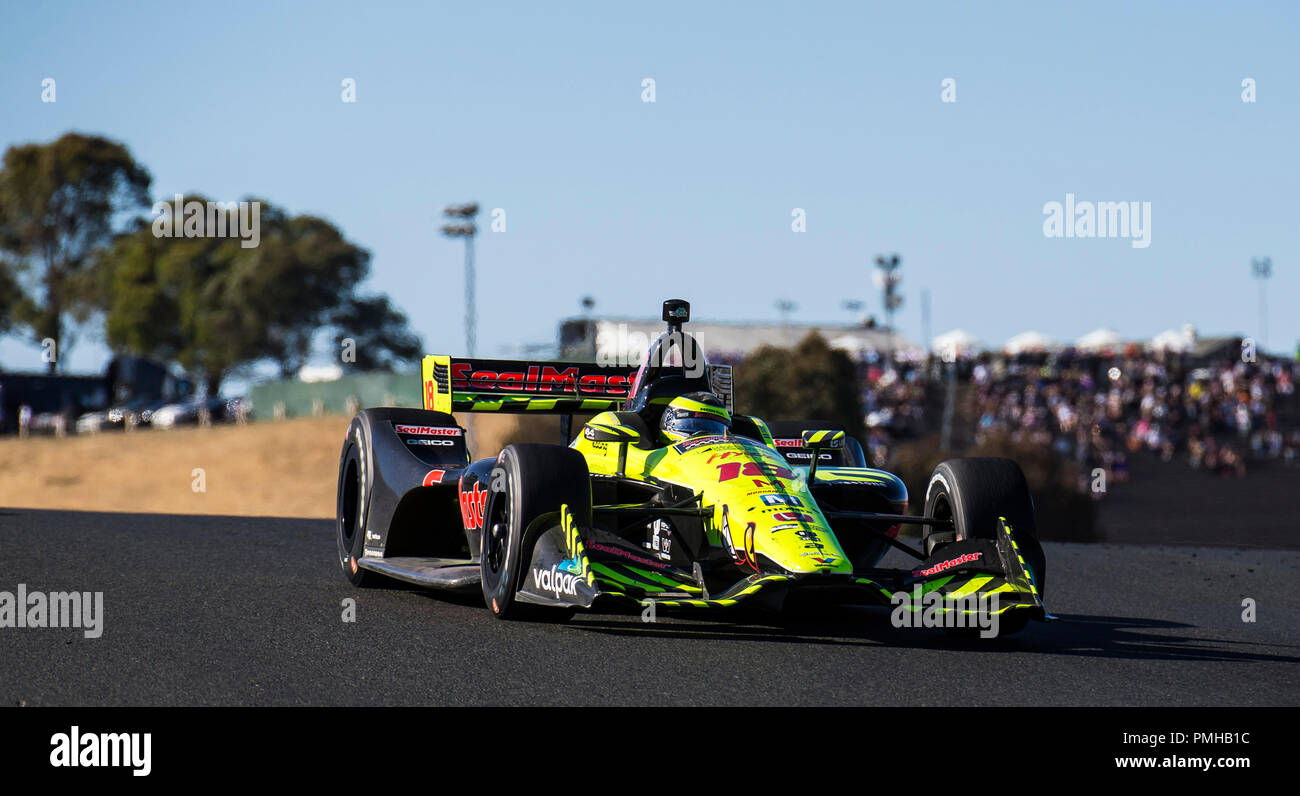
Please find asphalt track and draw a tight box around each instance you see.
[2,508,1297,706]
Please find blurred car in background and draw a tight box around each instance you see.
[149,396,246,429]
[76,396,169,433]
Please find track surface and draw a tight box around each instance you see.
[2,508,1297,706]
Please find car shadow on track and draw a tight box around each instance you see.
[564,606,1300,665]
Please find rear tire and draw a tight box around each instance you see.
[337,436,382,587]
[922,458,1046,634]
[480,444,591,620]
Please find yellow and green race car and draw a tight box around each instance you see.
[336,299,1049,634]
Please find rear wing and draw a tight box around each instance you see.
[421,355,733,415]
[422,356,634,414]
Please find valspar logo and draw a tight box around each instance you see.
[50,726,151,777]
[532,565,580,598]
[0,584,103,638]
[1042,193,1151,249]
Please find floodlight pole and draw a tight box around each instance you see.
[464,234,476,356]
[874,253,903,372]
[441,203,480,357]
[775,299,797,345]
[1252,257,1272,351]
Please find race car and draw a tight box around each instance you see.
[336,299,1049,634]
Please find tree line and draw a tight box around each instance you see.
[0,132,421,394]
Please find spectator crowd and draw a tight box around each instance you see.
[968,348,1297,490]
[850,344,1299,493]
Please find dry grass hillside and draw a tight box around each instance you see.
[0,413,568,518]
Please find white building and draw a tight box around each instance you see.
[560,317,915,363]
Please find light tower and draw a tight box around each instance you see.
[1251,256,1272,351]
[441,202,480,356]
[874,253,903,370]
[775,298,797,344]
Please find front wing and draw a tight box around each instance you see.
[514,507,1047,625]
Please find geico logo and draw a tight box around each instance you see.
[395,424,462,436]
[406,438,455,446]
[532,565,579,597]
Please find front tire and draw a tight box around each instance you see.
[480,444,591,620]
[922,458,1046,634]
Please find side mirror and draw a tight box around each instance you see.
[800,429,844,482]
[584,423,641,444]
[584,420,641,478]
[801,429,845,449]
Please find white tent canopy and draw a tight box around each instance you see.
[1075,327,1122,351]
[932,328,981,360]
[828,334,876,354]
[298,364,343,383]
[829,334,926,365]
[1149,324,1196,353]
[1003,330,1057,355]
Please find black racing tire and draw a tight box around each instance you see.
[480,444,591,620]
[922,458,1047,634]
[337,436,382,587]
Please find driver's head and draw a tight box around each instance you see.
[659,392,731,443]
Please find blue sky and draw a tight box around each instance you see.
[2,1,1297,382]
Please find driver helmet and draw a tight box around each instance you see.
[659,392,731,443]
